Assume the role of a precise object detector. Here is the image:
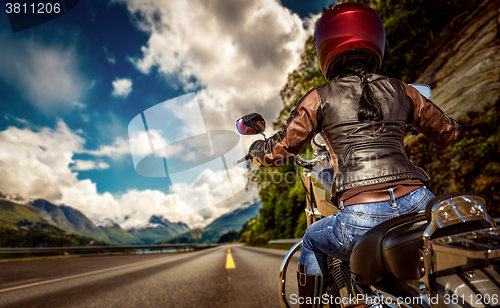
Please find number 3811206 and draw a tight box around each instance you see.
[5,3,61,14]
[443,294,498,305]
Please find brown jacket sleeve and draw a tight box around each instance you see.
[249,89,321,167]
[403,83,461,147]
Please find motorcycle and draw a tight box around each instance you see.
[234,84,500,308]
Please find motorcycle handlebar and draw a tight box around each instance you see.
[233,154,252,165]
[295,154,326,168]
[233,153,326,167]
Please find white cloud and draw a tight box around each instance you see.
[172,167,249,212]
[117,0,316,136]
[97,161,110,169]
[86,136,131,159]
[112,78,133,98]
[73,101,86,109]
[4,113,31,126]
[0,121,257,228]
[104,46,117,64]
[115,190,178,229]
[0,33,88,114]
[71,160,110,171]
[81,114,91,123]
[0,121,92,203]
[116,167,256,229]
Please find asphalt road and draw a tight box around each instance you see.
[0,245,300,308]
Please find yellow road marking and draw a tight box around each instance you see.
[225,246,235,269]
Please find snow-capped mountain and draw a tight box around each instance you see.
[97,218,120,228]
[126,215,190,245]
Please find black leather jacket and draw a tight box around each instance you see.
[250,74,461,198]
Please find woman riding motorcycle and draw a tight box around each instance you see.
[247,3,462,307]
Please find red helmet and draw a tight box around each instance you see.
[315,3,385,81]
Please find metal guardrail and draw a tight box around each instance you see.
[268,238,302,244]
[0,244,218,255]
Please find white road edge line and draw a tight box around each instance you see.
[0,255,180,293]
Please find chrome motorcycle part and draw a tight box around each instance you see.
[312,133,327,153]
[313,133,327,147]
[305,208,322,218]
[422,193,496,275]
[296,153,327,168]
[331,258,349,307]
[428,194,489,227]
[279,240,303,308]
[464,271,476,279]
[418,282,432,307]
[330,259,361,308]
[418,193,500,307]
[424,193,493,245]
[433,265,500,307]
[427,227,500,274]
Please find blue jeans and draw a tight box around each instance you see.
[299,186,435,275]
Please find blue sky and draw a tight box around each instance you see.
[0,0,333,227]
[0,0,179,193]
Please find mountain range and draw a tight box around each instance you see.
[0,194,189,246]
[0,196,108,247]
[160,201,262,244]
[31,199,113,243]
[125,215,189,245]
[0,192,262,247]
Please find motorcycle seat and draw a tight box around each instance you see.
[349,211,428,285]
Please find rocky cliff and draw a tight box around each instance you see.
[405,0,500,215]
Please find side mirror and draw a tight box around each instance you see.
[235,113,267,136]
[409,83,432,99]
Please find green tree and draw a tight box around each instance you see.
[376,0,472,82]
